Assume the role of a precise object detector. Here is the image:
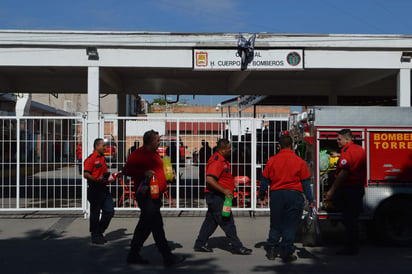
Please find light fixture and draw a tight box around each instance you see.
[86,47,99,60]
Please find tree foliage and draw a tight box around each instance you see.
[151,96,187,105]
[151,96,167,105]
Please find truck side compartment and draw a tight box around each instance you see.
[289,106,412,245]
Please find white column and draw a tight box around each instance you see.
[87,66,101,155]
[397,68,411,107]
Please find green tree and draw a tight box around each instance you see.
[151,96,167,105]
[151,95,187,106]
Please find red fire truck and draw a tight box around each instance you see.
[289,106,412,245]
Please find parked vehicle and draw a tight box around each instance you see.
[289,106,412,245]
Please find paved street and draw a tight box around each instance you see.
[0,212,411,274]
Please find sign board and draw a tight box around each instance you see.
[369,131,412,182]
[193,49,303,70]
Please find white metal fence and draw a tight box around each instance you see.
[0,115,287,213]
[0,116,84,211]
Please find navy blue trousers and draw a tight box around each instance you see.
[268,189,304,256]
[195,192,243,249]
[129,193,172,259]
[340,184,365,249]
[87,185,114,235]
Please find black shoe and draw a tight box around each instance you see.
[265,246,278,260]
[91,235,105,245]
[336,247,359,256]
[231,246,253,255]
[281,254,297,263]
[164,254,185,268]
[194,245,213,252]
[126,254,149,265]
[100,233,107,243]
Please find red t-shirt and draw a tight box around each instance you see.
[84,151,108,184]
[262,149,311,192]
[336,141,366,186]
[205,152,234,193]
[122,147,167,193]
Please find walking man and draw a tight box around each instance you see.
[122,130,185,267]
[83,138,114,245]
[259,134,314,262]
[194,139,252,255]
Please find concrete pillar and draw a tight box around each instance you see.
[397,68,411,107]
[87,66,101,155]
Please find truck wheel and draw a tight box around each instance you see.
[375,197,412,246]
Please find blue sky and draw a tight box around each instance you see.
[1,0,412,105]
[2,0,412,34]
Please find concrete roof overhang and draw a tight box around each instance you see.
[0,30,410,106]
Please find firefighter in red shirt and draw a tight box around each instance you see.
[122,130,185,267]
[194,139,252,255]
[83,138,114,245]
[326,129,366,255]
[259,134,314,262]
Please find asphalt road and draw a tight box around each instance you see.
[0,212,411,274]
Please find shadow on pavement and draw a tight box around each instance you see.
[0,230,227,274]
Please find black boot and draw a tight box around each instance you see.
[265,246,278,260]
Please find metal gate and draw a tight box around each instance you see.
[104,116,287,212]
[0,115,287,213]
[0,116,85,211]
